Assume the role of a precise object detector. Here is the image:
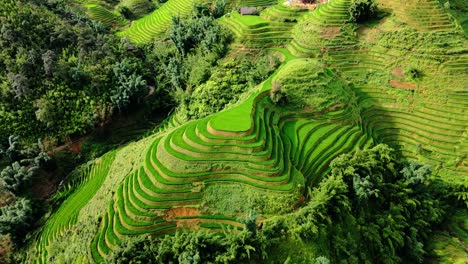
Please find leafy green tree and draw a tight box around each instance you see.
[41,50,56,76]
[270,81,288,105]
[400,161,431,185]
[111,73,147,112]
[165,56,186,92]
[0,198,33,239]
[352,175,378,201]
[240,211,258,234]
[0,135,19,162]
[118,6,132,19]
[110,59,147,112]
[212,0,226,19]
[34,97,58,129]
[0,162,37,194]
[110,230,268,263]
[193,3,210,18]
[315,256,330,264]
[7,73,30,99]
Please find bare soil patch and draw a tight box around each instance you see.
[322,26,341,39]
[164,207,200,221]
[389,80,417,90]
[392,67,405,79]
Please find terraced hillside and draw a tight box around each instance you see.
[24,0,467,262]
[220,5,307,48]
[379,0,455,31]
[312,0,468,183]
[117,0,197,43]
[28,152,116,263]
[289,0,358,57]
[84,3,128,27]
[25,48,374,263]
[229,0,278,7]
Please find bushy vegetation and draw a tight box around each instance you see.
[0,136,50,242]
[271,59,351,112]
[178,52,280,120]
[118,0,156,19]
[0,0,170,141]
[109,229,268,264]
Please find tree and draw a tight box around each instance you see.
[118,6,133,20]
[212,0,226,19]
[240,211,258,234]
[111,74,147,112]
[270,81,287,105]
[165,56,185,91]
[41,50,56,76]
[111,60,147,112]
[0,135,19,162]
[193,3,210,18]
[34,97,58,128]
[315,256,330,264]
[7,73,30,99]
[0,198,33,239]
[0,162,37,194]
[400,161,431,185]
[348,0,377,23]
[352,175,378,201]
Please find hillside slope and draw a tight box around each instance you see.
[24,0,467,262]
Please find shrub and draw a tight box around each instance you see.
[118,6,133,19]
[406,67,421,79]
[348,0,377,23]
[270,81,287,105]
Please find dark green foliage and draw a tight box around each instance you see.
[348,0,378,23]
[164,6,232,93]
[193,3,210,18]
[262,144,449,263]
[0,137,50,195]
[0,135,20,162]
[168,12,231,57]
[240,211,258,234]
[179,53,280,120]
[269,81,288,105]
[0,0,169,140]
[406,67,422,80]
[165,56,186,91]
[109,230,268,264]
[0,198,33,240]
[0,162,36,194]
[118,6,133,19]
[212,0,226,19]
[111,59,147,112]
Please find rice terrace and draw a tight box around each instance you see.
[0,0,466,263]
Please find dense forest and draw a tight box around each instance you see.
[0,0,466,263]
